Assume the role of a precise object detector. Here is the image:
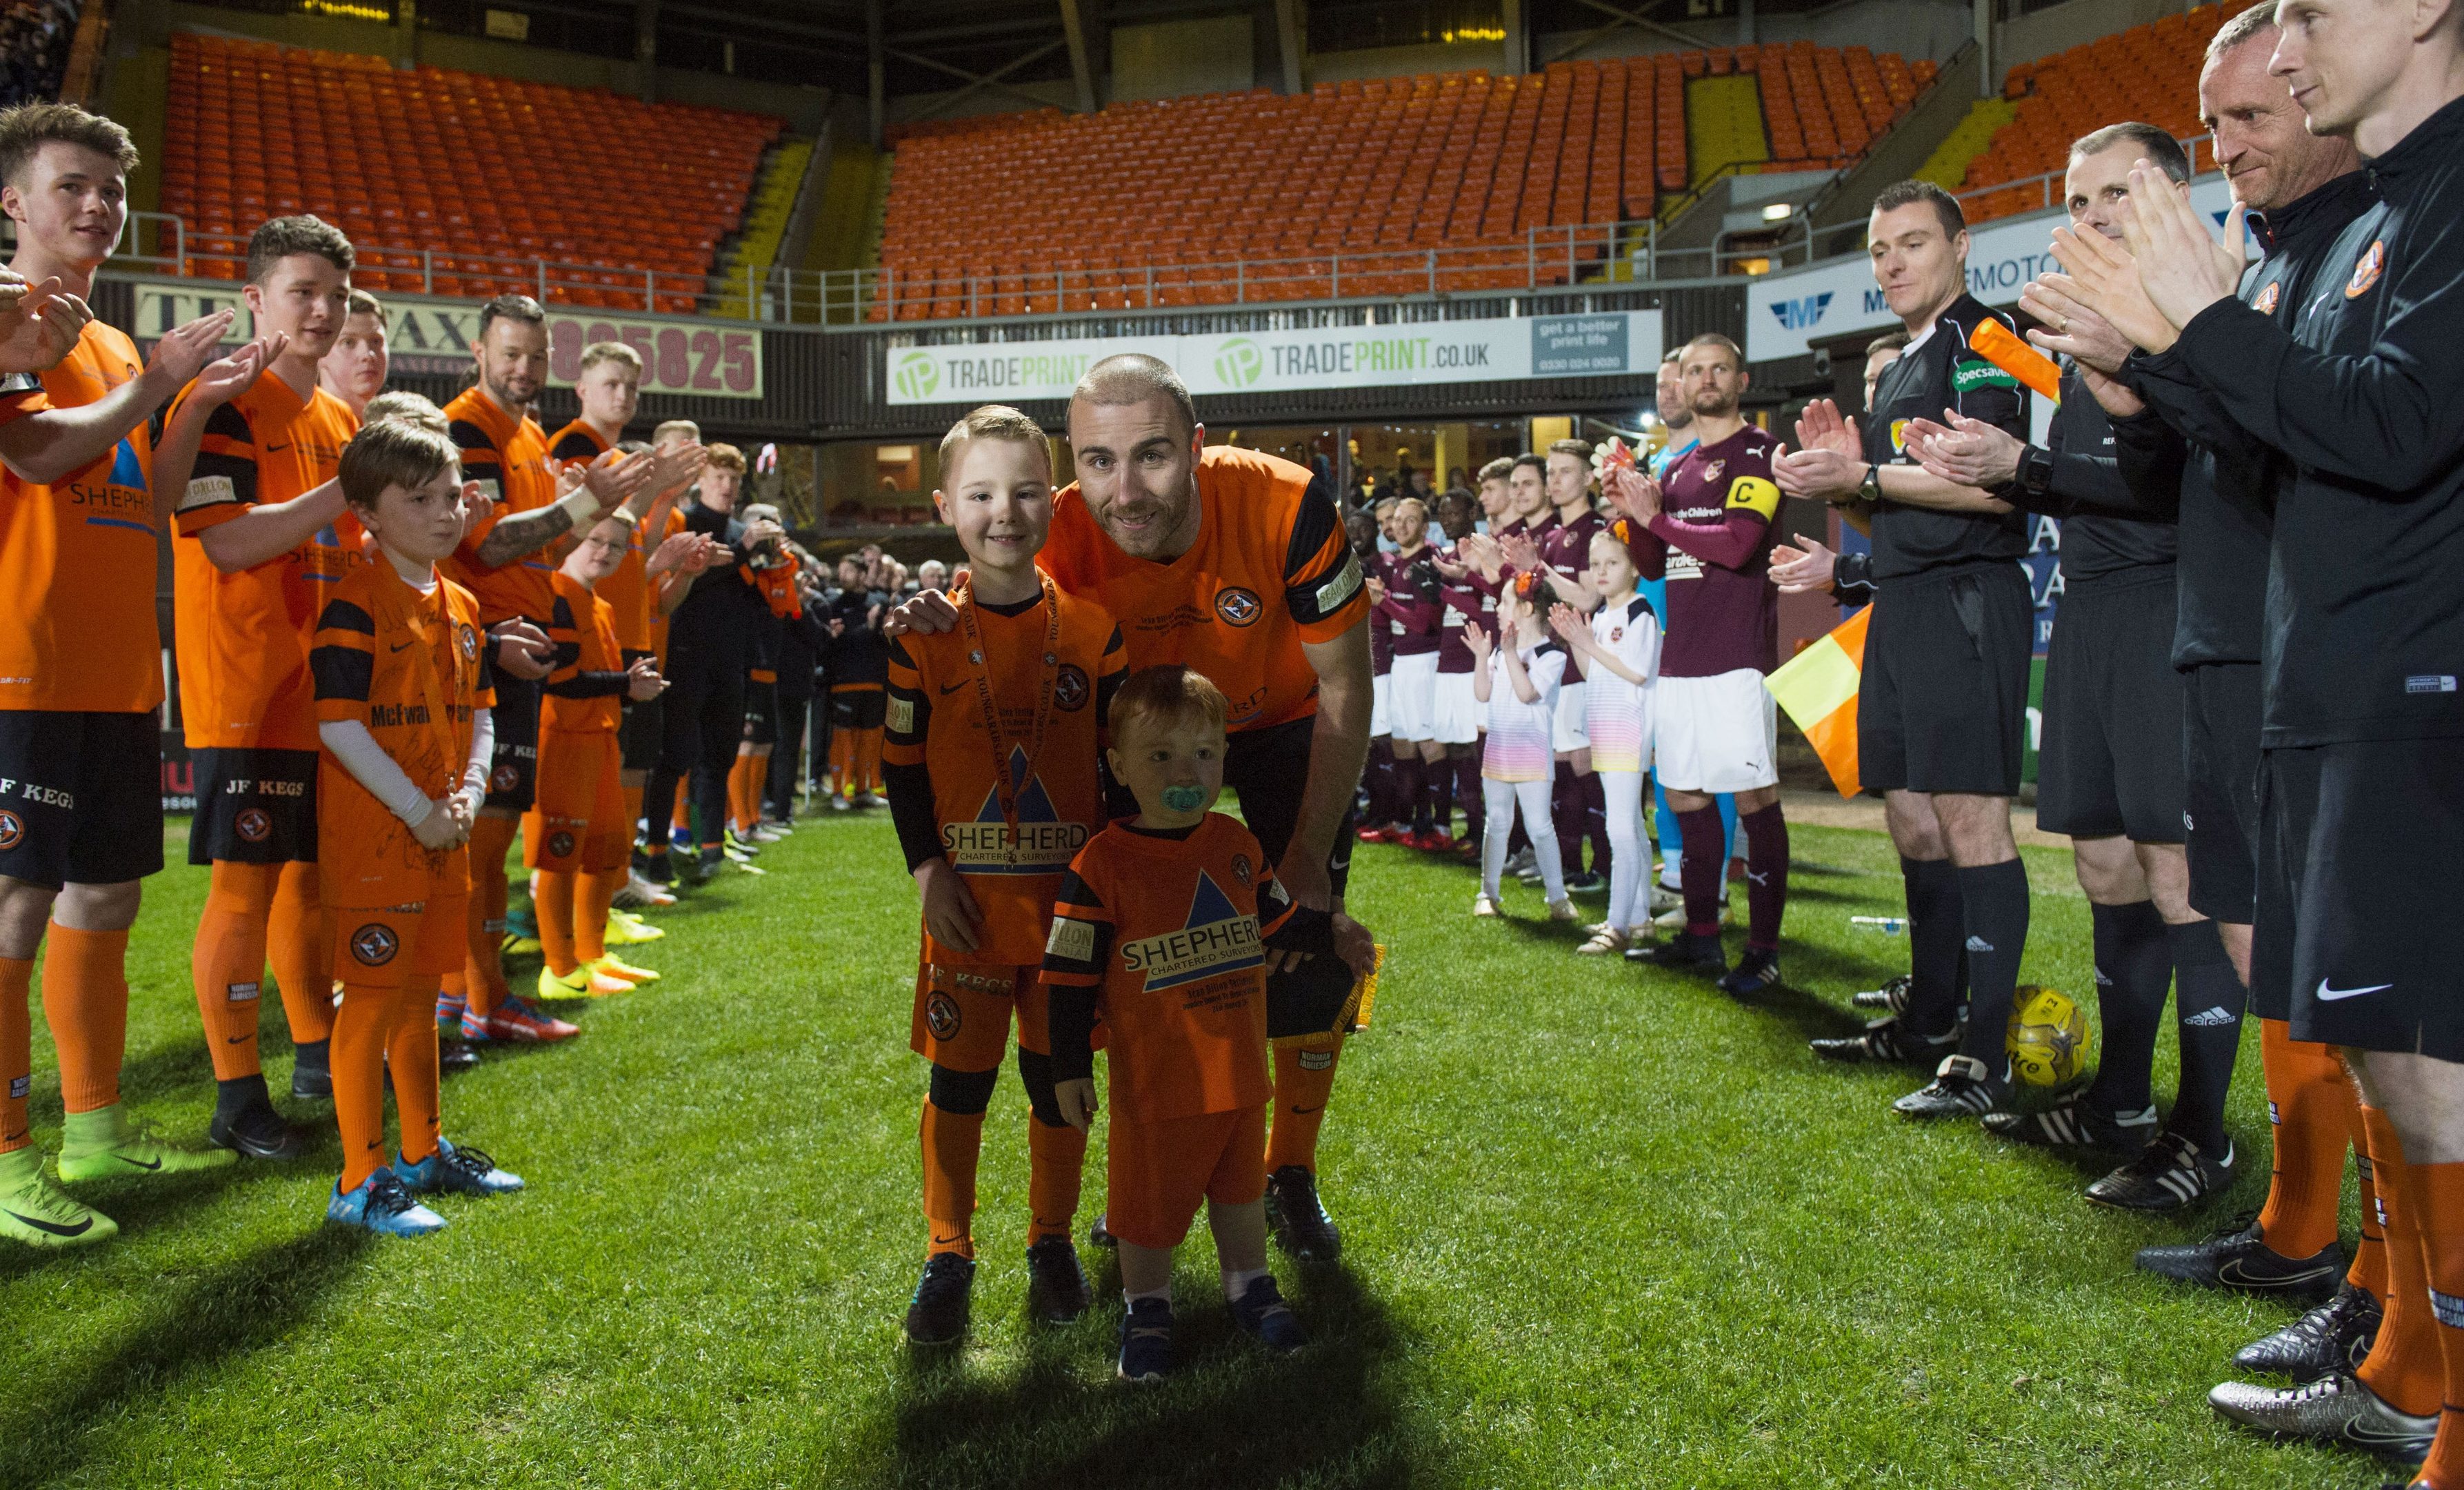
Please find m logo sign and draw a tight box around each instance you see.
[892,352,941,402]
[1768,292,1833,332]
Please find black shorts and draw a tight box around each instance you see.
[188,746,318,866]
[743,678,778,746]
[484,673,540,813]
[1224,713,1355,900]
[659,652,745,777]
[830,684,887,731]
[0,709,163,888]
[2183,661,2261,928]
[2259,737,2464,1055]
[2035,571,2185,842]
[619,694,664,774]
[1859,562,2033,798]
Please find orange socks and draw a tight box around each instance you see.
[830,728,854,797]
[192,860,280,1079]
[463,815,518,1017]
[42,924,127,1115]
[577,870,623,964]
[2254,1018,2351,1260]
[2358,1105,2445,1420]
[268,860,335,1046]
[858,728,884,796]
[389,980,441,1166]
[534,869,578,977]
[727,755,754,833]
[0,956,30,1153]
[1265,1032,1343,1173]
[2350,1085,2392,1302]
[921,1099,984,1259]
[1028,1114,1088,1244]
[2414,1155,2464,1487]
[332,982,393,1192]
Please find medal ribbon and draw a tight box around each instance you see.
[952,572,1063,860]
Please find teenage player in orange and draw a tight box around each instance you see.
[443,295,652,1044]
[313,417,522,1236]
[530,514,668,1000]
[730,501,801,847]
[885,406,1125,1344]
[317,287,387,418]
[1048,665,1373,1380]
[153,215,366,1161]
[0,103,243,1246]
[890,353,1374,1263]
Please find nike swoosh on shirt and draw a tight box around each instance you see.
[2316,980,2394,1002]
[1,1206,91,1238]
[390,639,417,653]
[939,681,968,695]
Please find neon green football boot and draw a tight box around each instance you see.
[56,1103,236,1182]
[0,1146,115,1247]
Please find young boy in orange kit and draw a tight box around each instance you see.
[1045,664,1375,1381]
[311,418,522,1234]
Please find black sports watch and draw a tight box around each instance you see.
[1856,464,1883,503]
[2016,444,2056,498]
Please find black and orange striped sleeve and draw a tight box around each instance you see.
[881,637,944,871]
[549,430,601,464]
[173,401,259,536]
[882,635,930,766]
[541,593,627,698]
[1281,472,1367,640]
[1043,851,1114,1083]
[312,597,377,721]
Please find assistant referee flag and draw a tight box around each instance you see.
[1764,607,1871,798]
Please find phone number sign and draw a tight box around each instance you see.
[129,279,765,400]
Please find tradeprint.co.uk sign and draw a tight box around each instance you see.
[128,279,765,399]
[881,310,1663,406]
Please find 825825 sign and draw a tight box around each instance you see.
[547,317,758,398]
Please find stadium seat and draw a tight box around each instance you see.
[161,32,782,308]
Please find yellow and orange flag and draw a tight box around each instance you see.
[1764,606,1871,798]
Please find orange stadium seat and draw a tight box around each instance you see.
[161,32,782,308]
[1956,0,2262,223]
[873,43,1928,318]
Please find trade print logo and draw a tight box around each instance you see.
[1214,338,1264,389]
[1215,586,1263,627]
[1767,292,1833,332]
[349,923,399,967]
[892,352,941,401]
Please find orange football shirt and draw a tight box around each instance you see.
[442,387,558,625]
[548,418,669,656]
[884,587,1125,966]
[1040,445,1368,731]
[170,374,360,751]
[541,570,630,735]
[1039,813,1296,1124]
[310,562,495,908]
[0,322,161,713]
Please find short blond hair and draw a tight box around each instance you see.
[345,288,383,319]
[938,403,1050,477]
[652,419,700,446]
[704,443,746,474]
[361,390,448,435]
[1108,664,1228,746]
[1546,437,1594,465]
[579,340,643,377]
[1476,457,1514,485]
[340,419,459,512]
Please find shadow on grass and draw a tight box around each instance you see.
[0,1224,370,1486]
[861,1263,1449,1490]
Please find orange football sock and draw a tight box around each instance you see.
[192,860,280,1080]
[2254,1018,2350,1260]
[534,869,579,977]
[672,795,691,833]
[1265,1031,1343,1173]
[748,755,771,824]
[2358,1105,2445,1419]
[41,924,128,1115]
[2350,1083,2391,1302]
[0,956,30,1153]
[332,982,394,1192]
[463,815,519,1016]
[576,869,623,964]
[2413,1157,2464,1488]
[830,729,854,797]
[921,1099,983,1259]
[1027,1113,1088,1244]
[268,860,335,1046]
[858,727,885,796]
[388,979,442,1166]
[725,755,750,833]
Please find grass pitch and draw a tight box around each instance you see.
[0,810,2388,1488]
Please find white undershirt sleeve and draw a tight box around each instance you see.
[318,719,435,826]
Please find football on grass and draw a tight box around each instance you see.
[2005,985,2091,1089]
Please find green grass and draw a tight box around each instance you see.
[0,812,2388,1488]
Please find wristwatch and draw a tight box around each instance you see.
[1856,464,1883,503]
[2016,444,2056,499]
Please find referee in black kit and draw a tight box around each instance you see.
[1775,179,2037,1123]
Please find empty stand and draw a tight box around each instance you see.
[158,32,782,312]
[1955,1,2257,223]
[871,44,1936,321]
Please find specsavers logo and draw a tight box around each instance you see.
[892,352,941,402]
[1214,338,1264,389]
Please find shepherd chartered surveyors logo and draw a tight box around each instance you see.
[892,352,940,401]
